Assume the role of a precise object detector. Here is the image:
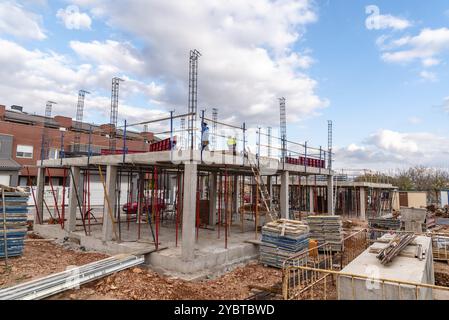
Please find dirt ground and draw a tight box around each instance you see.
[0,237,281,300]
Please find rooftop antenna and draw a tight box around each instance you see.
[279,97,287,162]
[109,77,124,151]
[180,117,186,149]
[41,101,57,165]
[74,90,90,153]
[267,127,272,157]
[188,49,201,150]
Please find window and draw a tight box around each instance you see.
[16,145,33,159]
[48,148,59,160]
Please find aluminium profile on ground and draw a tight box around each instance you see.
[0,254,144,300]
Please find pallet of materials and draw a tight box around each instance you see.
[0,185,30,258]
[368,214,401,240]
[307,215,343,252]
[260,219,309,268]
[433,236,449,261]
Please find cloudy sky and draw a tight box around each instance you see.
[0,0,449,171]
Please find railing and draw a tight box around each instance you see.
[116,111,332,169]
[282,266,449,300]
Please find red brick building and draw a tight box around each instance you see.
[0,104,154,186]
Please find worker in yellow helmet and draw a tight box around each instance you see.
[227,135,237,155]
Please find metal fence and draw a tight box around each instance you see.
[281,227,449,300]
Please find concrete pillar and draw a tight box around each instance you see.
[327,175,334,215]
[35,167,45,225]
[102,165,117,241]
[66,166,80,232]
[209,172,217,227]
[182,162,197,261]
[359,187,366,220]
[309,186,315,213]
[280,171,289,219]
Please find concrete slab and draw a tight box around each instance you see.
[33,216,262,280]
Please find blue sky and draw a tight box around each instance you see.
[1,0,449,171]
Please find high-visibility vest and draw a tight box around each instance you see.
[227,137,236,146]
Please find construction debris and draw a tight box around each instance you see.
[260,219,309,268]
[368,214,401,240]
[0,186,29,259]
[375,233,417,265]
[307,215,343,252]
[0,254,144,300]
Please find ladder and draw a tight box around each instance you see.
[245,150,279,222]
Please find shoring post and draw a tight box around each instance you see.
[26,167,40,225]
[242,122,246,165]
[46,168,62,226]
[154,167,159,250]
[195,174,200,242]
[224,167,228,249]
[218,173,222,239]
[170,110,174,162]
[175,168,180,247]
[200,110,205,163]
[61,168,67,229]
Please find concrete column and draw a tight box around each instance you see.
[182,162,198,261]
[267,176,273,209]
[209,172,217,227]
[309,186,315,213]
[102,165,117,241]
[327,175,334,215]
[66,166,80,232]
[35,167,45,225]
[359,187,366,220]
[280,171,289,219]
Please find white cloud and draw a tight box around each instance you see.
[70,0,327,126]
[0,1,46,40]
[56,5,92,30]
[0,38,164,125]
[419,70,438,82]
[375,14,412,31]
[408,116,422,125]
[336,129,449,170]
[380,28,449,67]
[366,130,419,154]
[70,40,145,74]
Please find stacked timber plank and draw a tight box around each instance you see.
[368,214,401,240]
[0,185,29,258]
[307,215,343,252]
[260,219,309,268]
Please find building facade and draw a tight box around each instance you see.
[0,104,154,186]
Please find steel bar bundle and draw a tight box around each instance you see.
[376,233,417,265]
[0,254,144,300]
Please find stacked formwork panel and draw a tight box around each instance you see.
[260,219,309,268]
[307,215,343,252]
[0,186,29,258]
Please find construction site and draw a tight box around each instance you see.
[1,49,449,302]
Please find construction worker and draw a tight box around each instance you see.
[227,135,237,155]
[201,122,210,151]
